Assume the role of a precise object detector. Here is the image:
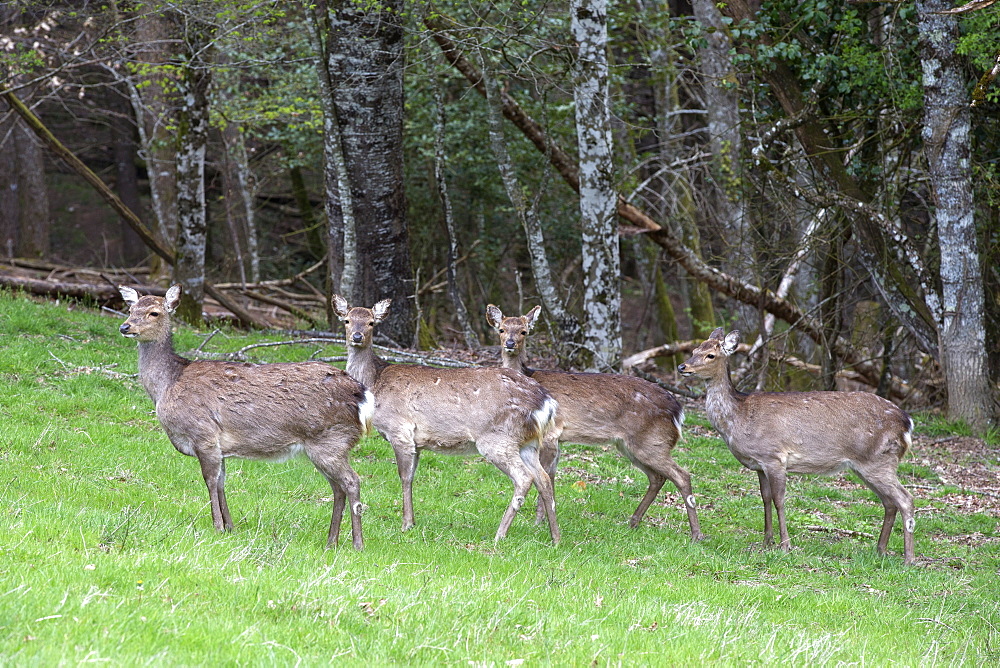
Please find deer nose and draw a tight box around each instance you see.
[119,323,131,335]
[352,332,363,343]
[505,339,516,349]
[677,363,686,372]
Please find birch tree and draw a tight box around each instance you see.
[691,0,751,279]
[917,0,994,429]
[309,0,414,344]
[572,0,620,371]
[480,52,580,345]
[172,21,213,324]
[127,9,179,280]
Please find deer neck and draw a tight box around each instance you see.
[136,333,188,407]
[345,343,384,389]
[500,347,531,375]
[702,362,745,440]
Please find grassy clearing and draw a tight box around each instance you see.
[0,289,997,665]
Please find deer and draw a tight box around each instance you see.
[486,304,704,541]
[118,285,373,550]
[332,295,561,543]
[678,328,915,564]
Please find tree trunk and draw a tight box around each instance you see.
[0,99,19,258]
[572,0,621,371]
[221,122,259,283]
[173,45,212,324]
[321,0,414,344]
[480,52,581,346]
[917,0,995,430]
[111,87,145,265]
[305,4,356,325]
[434,86,479,349]
[0,89,50,260]
[129,10,179,281]
[691,0,752,278]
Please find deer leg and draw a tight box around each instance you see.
[756,470,774,547]
[198,453,231,532]
[629,469,666,529]
[520,441,560,544]
[535,435,560,525]
[763,467,791,551]
[393,446,420,532]
[855,466,915,564]
[479,441,536,542]
[329,469,364,551]
[327,479,346,548]
[658,460,704,541]
[309,440,365,550]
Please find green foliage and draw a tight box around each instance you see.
[1,292,998,664]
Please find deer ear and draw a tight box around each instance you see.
[485,304,503,329]
[524,305,541,331]
[332,294,350,319]
[373,299,391,322]
[722,330,740,355]
[119,286,140,307]
[709,327,725,341]
[164,285,182,313]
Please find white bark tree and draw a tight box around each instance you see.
[572,0,620,371]
[691,0,751,278]
[917,0,995,430]
[480,51,581,344]
[172,30,212,324]
[311,0,414,344]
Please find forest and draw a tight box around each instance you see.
[1,0,998,431]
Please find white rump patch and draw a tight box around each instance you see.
[905,518,915,533]
[358,390,376,435]
[686,495,697,509]
[532,397,559,433]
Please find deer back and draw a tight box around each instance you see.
[156,361,370,459]
[682,328,911,474]
[528,369,682,445]
[716,390,912,473]
[372,365,555,451]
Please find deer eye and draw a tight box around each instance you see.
[368,321,374,326]
[499,328,505,334]
[149,311,160,317]
[706,353,715,359]
[520,330,527,336]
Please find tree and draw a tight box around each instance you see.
[917,0,995,429]
[572,0,620,370]
[172,15,214,324]
[310,0,414,343]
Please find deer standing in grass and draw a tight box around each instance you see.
[333,295,561,543]
[486,305,703,540]
[119,285,373,549]
[679,328,915,564]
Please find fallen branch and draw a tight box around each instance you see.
[3,91,267,329]
[237,288,323,329]
[0,274,162,302]
[424,14,886,388]
[623,338,922,403]
[804,525,876,540]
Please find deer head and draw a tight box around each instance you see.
[119,285,181,343]
[678,327,740,381]
[333,295,391,348]
[485,304,541,355]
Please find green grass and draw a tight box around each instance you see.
[1,289,998,665]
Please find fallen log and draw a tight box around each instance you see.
[0,274,164,302]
